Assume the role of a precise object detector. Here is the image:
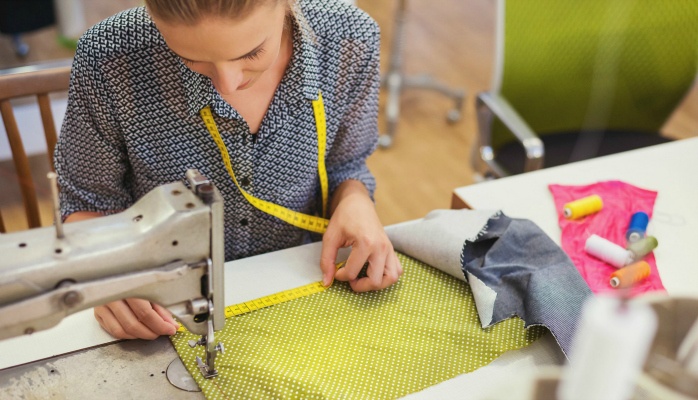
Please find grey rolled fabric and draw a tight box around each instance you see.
[386,209,591,358]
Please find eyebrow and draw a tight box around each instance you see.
[176,39,267,63]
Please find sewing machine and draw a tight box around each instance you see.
[0,169,225,380]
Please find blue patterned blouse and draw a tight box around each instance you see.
[55,0,380,261]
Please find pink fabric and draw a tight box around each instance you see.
[548,180,665,295]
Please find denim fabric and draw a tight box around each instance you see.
[387,209,591,359]
[461,213,592,357]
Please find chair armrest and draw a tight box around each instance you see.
[474,92,544,177]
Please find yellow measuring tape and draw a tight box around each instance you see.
[224,279,330,317]
[178,92,336,333]
[177,262,345,332]
[200,91,330,233]
[226,260,344,317]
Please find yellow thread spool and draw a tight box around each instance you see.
[563,194,603,219]
[610,261,651,289]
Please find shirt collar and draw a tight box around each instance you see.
[178,60,213,117]
[295,14,321,102]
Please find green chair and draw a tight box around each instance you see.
[472,0,698,178]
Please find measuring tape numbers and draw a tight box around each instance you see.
[177,262,345,332]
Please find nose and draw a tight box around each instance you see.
[211,64,244,95]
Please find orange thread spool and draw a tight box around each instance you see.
[609,261,651,289]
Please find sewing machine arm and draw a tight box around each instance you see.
[0,170,225,377]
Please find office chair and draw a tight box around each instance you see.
[0,62,71,232]
[379,0,465,148]
[472,0,698,179]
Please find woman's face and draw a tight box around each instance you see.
[152,3,288,95]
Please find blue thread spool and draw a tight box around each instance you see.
[626,212,649,243]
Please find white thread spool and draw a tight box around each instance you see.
[585,234,633,268]
[558,295,658,400]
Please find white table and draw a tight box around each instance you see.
[0,238,563,399]
[453,137,698,297]
[3,139,695,398]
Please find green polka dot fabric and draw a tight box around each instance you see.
[171,252,546,399]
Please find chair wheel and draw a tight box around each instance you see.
[446,110,461,124]
[12,36,30,58]
[378,134,393,148]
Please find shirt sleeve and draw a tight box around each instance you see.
[54,34,134,218]
[325,19,380,200]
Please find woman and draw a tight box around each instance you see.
[55,0,402,340]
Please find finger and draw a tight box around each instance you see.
[395,254,404,275]
[351,252,401,292]
[107,300,160,339]
[385,252,402,283]
[153,303,180,331]
[365,250,388,288]
[349,276,377,292]
[320,233,341,287]
[94,305,137,339]
[126,298,178,337]
[335,244,371,282]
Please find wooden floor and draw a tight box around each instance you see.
[1,0,697,231]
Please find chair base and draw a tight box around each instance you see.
[379,73,464,148]
[495,131,673,176]
[378,0,465,148]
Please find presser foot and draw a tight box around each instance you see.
[196,340,224,378]
[188,331,225,379]
[196,355,219,378]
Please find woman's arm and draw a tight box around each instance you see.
[318,14,402,292]
[64,211,104,223]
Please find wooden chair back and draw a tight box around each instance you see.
[0,63,71,232]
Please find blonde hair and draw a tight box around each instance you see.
[145,0,291,25]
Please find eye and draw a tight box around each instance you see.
[181,58,196,67]
[243,48,265,61]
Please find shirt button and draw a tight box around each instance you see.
[240,177,250,187]
[240,218,249,226]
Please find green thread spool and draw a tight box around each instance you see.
[627,236,658,261]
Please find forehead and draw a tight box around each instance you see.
[147,0,284,25]
[152,3,287,62]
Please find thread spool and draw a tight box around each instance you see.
[558,295,657,400]
[626,212,649,243]
[563,195,603,219]
[627,236,658,261]
[610,261,651,289]
[585,234,633,268]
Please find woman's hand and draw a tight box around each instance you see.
[320,180,403,292]
[94,299,180,340]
